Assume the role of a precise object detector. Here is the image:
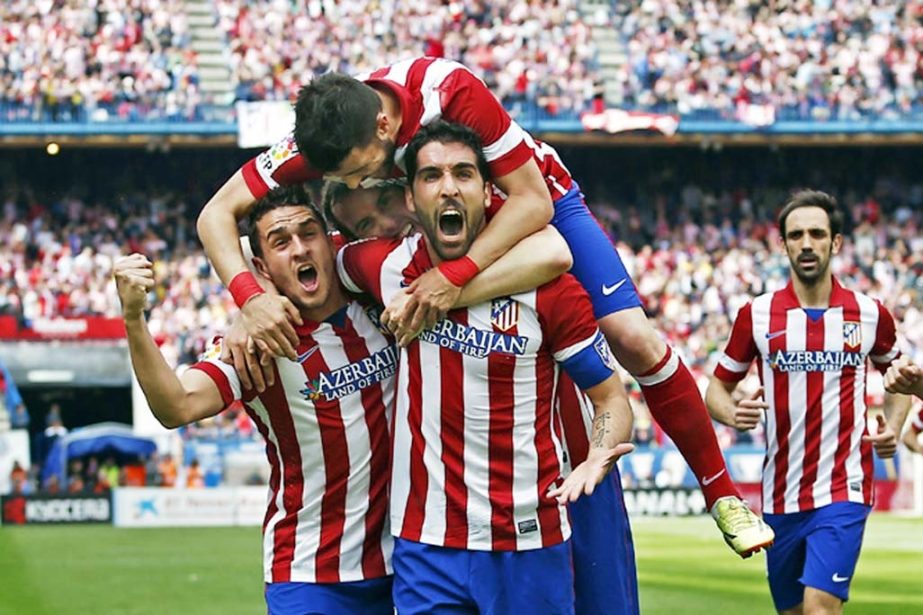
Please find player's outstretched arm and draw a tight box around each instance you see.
[884,356,923,399]
[197,170,302,361]
[382,225,572,345]
[115,254,227,429]
[548,373,635,504]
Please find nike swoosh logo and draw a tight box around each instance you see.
[602,279,627,296]
[832,573,849,582]
[296,346,319,363]
[765,330,786,340]
[702,469,726,486]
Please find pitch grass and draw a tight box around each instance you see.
[1,515,921,614]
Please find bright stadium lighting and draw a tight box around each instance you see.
[46,142,61,156]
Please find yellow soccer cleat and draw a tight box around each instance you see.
[710,496,775,558]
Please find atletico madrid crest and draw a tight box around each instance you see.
[490,298,520,332]
[843,322,862,349]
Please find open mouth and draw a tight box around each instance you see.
[438,209,465,238]
[297,264,319,292]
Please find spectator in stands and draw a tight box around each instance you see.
[185,458,205,488]
[158,453,177,487]
[9,460,28,494]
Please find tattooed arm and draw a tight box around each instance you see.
[548,374,634,503]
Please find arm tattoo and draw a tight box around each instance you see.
[591,411,612,448]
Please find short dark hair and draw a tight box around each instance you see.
[293,74,382,172]
[247,185,325,258]
[778,190,843,237]
[403,121,491,185]
[320,179,406,241]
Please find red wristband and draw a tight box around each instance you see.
[437,256,480,287]
[228,271,265,308]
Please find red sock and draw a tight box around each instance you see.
[638,347,741,509]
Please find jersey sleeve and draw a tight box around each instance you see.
[239,133,323,199]
[438,65,535,179]
[187,336,244,406]
[869,300,900,373]
[336,237,401,303]
[714,303,758,382]
[535,275,616,390]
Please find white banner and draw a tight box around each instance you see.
[236,101,295,149]
[112,486,267,527]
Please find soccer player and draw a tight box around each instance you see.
[705,190,912,614]
[197,57,771,554]
[336,121,635,613]
[323,180,640,614]
[115,187,396,614]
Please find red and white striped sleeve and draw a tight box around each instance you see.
[714,303,758,382]
[869,300,900,373]
[239,133,323,200]
[187,337,243,406]
[336,238,402,303]
[437,64,535,179]
[535,275,616,390]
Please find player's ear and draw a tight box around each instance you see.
[252,256,272,282]
[831,233,843,255]
[375,112,390,141]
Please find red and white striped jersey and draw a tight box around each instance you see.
[240,57,574,201]
[714,278,900,514]
[190,301,396,583]
[337,235,616,551]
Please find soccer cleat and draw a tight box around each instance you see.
[710,496,775,558]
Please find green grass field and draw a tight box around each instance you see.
[2,514,921,614]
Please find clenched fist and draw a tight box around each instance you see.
[114,253,156,319]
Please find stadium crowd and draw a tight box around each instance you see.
[0,0,201,123]
[220,0,600,117]
[4,0,921,122]
[613,0,923,120]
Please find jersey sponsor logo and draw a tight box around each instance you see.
[765,330,786,341]
[418,319,528,359]
[258,135,299,172]
[593,334,618,371]
[768,349,864,372]
[490,298,519,332]
[300,345,398,401]
[843,321,862,349]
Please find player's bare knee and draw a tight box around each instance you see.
[802,588,843,615]
[598,310,666,374]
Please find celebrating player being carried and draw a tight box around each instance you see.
[197,56,772,555]
[705,190,912,614]
[336,120,636,613]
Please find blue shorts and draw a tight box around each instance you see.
[264,577,393,615]
[552,182,643,319]
[569,468,639,615]
[764,502,871,611]
[392,538,575,614]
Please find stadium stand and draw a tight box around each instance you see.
[2,0,919,123]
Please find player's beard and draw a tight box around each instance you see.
[791,249,831,286]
